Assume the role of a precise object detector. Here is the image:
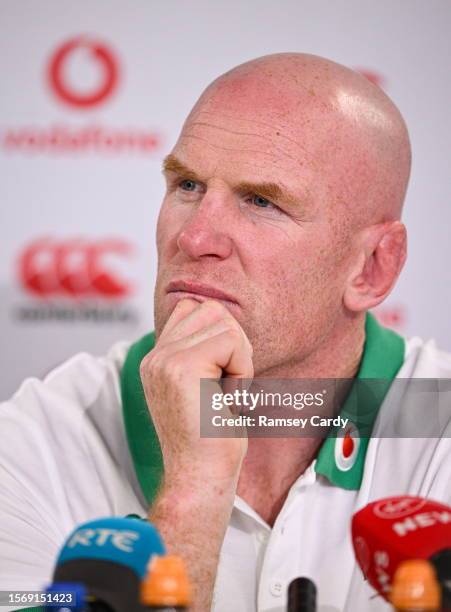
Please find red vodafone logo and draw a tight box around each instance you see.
[335,422,360,472]
[48,36,119,109]
[373,496,427,520]
[18,237,133,299]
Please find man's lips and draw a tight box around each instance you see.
[166,280,239,305]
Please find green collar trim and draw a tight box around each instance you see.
[121,331,162,505]
[120,313,405,505]
[314,312,405,490]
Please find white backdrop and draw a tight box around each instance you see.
[1,0,450,399]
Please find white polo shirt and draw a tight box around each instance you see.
[1,315,450,612]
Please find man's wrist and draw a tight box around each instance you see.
[149,475,237,520]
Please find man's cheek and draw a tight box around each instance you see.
[160,202,195,246]
[156,215,182,259]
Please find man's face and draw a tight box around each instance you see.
[153,78,356,376]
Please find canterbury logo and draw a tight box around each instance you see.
[18,237,133,298]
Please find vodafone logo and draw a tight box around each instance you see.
[48,36,119,109]
[334,422,360,472]
[2,35,161,156]
[373,496,427,520]
[18,237,133,299]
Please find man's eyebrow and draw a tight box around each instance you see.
[162,155,201,182]
[235,181,298,207]
[162,154,302,208]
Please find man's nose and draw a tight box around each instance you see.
[176,199,234,260]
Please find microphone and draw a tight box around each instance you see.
[140,555,192,610]
[287,577,317,612]
[351,496,451,601]
[51,517,165,612]
[44,582,87,611]
[430,549,451,611]
[390,559,441,611]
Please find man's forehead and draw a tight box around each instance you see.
[185,86,331,148]
[173,106,324,185]
[177,77,358,187]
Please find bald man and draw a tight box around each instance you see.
[1,54,450,612]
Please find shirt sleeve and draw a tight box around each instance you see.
[0,398,73,611]
[0,343,130,612]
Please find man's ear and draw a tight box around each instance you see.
[343,221,407,312]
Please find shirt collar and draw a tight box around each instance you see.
[314,313,405,490]
[120,313,405,504]
[121,330,161,506]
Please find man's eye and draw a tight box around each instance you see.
[252,194,275,209]
[179,179,198,192]
[245,193,284,217]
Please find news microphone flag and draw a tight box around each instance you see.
[351,495,451,601]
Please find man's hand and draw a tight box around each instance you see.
[140,298,253,611]
[140,297,253,481]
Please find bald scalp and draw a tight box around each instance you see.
[185,53,411,228]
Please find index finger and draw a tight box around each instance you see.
[158,298,201,343]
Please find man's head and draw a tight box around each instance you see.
[153,53,411,376]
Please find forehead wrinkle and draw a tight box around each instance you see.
[193,109,285,129]
[188,119,268,140]
[186,115,315,164]
[178,132,298,166]
[188,119,305,163]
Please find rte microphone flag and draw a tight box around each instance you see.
[51,517,165,612]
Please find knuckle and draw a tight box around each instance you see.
[140,348,187,391]
[140,347,167,377]
[224,327,242,342]
[223,317,236,331]
[139,353,152,377]
[166,351,187,374]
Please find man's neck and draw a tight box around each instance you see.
[256,314,366,380]
[236,315,366,527]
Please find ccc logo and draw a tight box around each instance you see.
[19,238,133,298]
[48,36,119,109]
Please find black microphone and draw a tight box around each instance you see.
[430,548,451,611]
[287,577,317,612]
